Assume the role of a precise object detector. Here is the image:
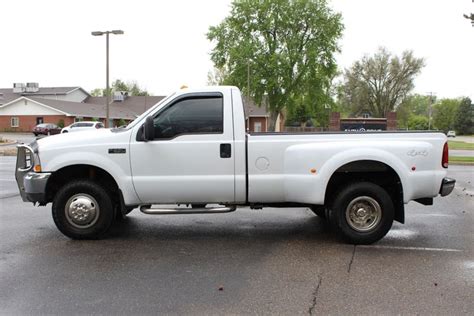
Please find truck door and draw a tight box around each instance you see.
[129,92,235,204]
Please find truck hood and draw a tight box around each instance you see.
[36,128,128,152]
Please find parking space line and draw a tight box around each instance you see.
[411,214,456,217]
[358,245,463,252]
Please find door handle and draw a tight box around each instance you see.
[220,143,231,158]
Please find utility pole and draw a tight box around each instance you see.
[427,92,435,130]
[247,60,250,98]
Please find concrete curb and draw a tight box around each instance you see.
[0,141,17,147]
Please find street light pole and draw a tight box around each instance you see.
[91,30,124,128]
[106,32,110,128]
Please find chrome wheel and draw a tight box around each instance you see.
[65,194,100,229]
[345,196,382,232]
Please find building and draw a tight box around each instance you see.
[243,96,283,132]
[329,112,397,131]
[0,83,164,132]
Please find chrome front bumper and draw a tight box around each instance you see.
[15,143,51,204]
[439,177,456,197]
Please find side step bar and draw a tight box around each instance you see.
[140,205,237,215]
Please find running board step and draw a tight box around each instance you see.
[140,205,236,215]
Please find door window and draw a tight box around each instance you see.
[152,97,223,139]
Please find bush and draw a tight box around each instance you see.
[57,119,65,128]
[408,115,429,130]
[117,119,126,127]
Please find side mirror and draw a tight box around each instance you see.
[144,116,155,141]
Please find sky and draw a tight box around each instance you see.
[0,0,472,99]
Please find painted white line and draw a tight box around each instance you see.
[358,245,462,252]
[411,214,456,217]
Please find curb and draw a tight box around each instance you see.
[0,141,17,147]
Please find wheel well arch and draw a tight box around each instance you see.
[45,164,120,205]
[324,160,405,223]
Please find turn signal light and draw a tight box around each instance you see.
[33,165,42,172]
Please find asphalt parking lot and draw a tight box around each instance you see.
[0,156,473,314]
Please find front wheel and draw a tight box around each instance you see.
[52,180,115,239]
[329,182,394,244]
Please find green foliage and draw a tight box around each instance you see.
[408,115,429,130]
[57,119,65,128]
[208,0,343,131]
[454,97,473,135]
[91,79,149,97]
[117,119,127,127]
[90,88,103,97]
[341,47,425,118]
[396,94,433,128]
[433,98,460,132]
[207,67,228,86]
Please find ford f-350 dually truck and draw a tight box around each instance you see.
[15,86,455,244]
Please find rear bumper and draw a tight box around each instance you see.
[439,177,456,197]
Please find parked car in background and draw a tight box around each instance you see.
[61,121,105,133]
[32,123,61,136]
[447,131,456,138]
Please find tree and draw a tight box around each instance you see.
[207,67,228,86]
[396,94,433,128]
[433,98,460,132]
[90,79,149,96]
[454,97,473,135]
[341,47,425,117]
[208,0,343,131]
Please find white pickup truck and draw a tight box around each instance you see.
[15,86,455,244]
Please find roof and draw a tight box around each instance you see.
[26,96,164,120]
[86,96,165,116]
[0,86,88,104]
[242,96,270,118]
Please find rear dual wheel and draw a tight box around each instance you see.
[329,182,394,244]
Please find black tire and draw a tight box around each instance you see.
[52,180,115,239]
[63,130,68,133]
[329,182,394,245]
[33,133,38,136]
[310,206,327,219]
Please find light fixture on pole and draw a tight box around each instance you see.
[91,30,124,128]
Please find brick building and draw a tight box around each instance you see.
[329,112,397,131]
[0,83,164,132]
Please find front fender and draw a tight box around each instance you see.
[41,151,140,205]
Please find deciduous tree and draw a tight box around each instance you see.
[454,97,473,135]
[433,98,460,132]
[208,0,343,131]
[90,79,149,97]
[341,48,425,117]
